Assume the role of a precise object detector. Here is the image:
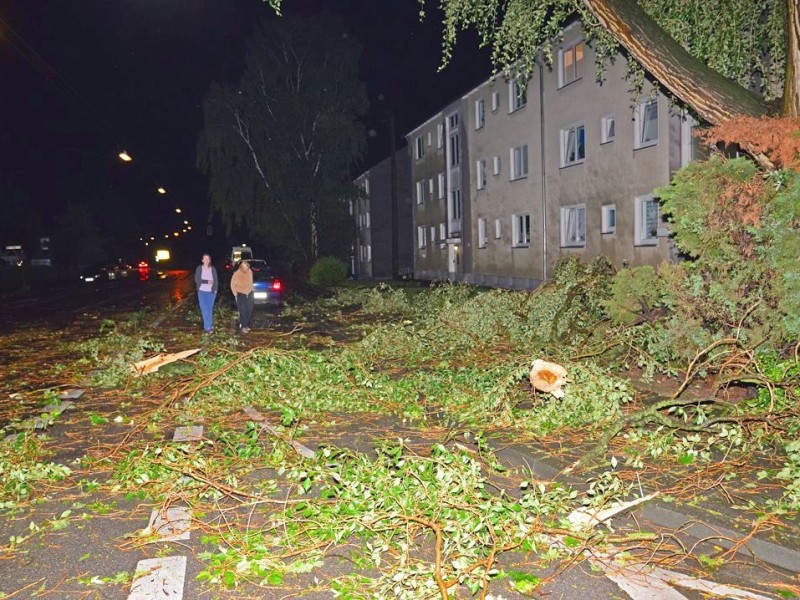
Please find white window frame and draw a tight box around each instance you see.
[437,124,444,148]
[512,213,531,247]
[601,204,616,234]
[494,219,503,239]
[601,114,615,144]
[561,122,586,167]
[439,222,447,240]
[493,156,501,176]
[364,179,370,195]
[634,98,659,149]
[428,178,434,195]
[414,136,425,160]
[560,204,586,247]
[416,181,424,205]
[491,91,500,112]
[635,195,660,246]
[509,78,527,112]
[558,40,584,87]
[450,189,462,220]
[475,98,485,129]
[478,218,488,249]
[417,225,427,249]
[510,144,529,180]
[438,172,445,199]
[476,159,487,190]
[430,226,436,244]
[427,131,432,147]
[365,212,371,229]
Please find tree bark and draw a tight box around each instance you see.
[784,0,800,116]
[584,0,770,123]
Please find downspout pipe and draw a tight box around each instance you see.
[538,60,548,282]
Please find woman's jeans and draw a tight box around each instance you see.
[198,291,217,331]
[236,292,254,328]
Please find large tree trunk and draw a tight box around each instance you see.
[784,0,800,116]
[584,0,770,124]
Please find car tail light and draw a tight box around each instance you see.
[272,279,282,291]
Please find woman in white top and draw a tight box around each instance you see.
[194,253,219,333]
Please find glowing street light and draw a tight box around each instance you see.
[173,232,179,237]
[157,187,167,194]
[175,208,182,214]
[118,151,133,162]
[183,220,189,225]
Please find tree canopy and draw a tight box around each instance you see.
[198,12,367,267]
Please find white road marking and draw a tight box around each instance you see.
[172,425,203,442]
[146,506,192,541]
[127,556,186,600]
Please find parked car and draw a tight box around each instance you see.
[78,264,108,283]
[231,259,284,306]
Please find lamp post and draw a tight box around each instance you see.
[389,113,399,280]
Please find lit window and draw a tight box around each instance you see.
[560,204,586,247]
[561,123,586,167]
[635,99,659,148]
[601,115,615,144]
[559,40,584,87]
[601,205,616,234]
[512,213,531,247]
[511,144,528,180]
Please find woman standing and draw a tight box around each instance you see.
[230,260,254,333]
[194,253,218,333]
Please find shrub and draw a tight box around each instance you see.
[309,256,348,287]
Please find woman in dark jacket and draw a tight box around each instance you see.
[194,253,219,333]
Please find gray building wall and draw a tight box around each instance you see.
[353,146,412,280]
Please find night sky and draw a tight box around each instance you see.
[0,0,490,257]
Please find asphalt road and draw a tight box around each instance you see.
[0,269,195,334]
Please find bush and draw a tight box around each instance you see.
[309,256,348,287]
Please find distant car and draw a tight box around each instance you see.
[79,264,108,283]
[232,259,284,306]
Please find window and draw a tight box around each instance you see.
[601,115,615,144]
[438,172,445,199]
[417,226,427,249]
[494,219,503,239]
[449,113,459,128]
[561,123,586,167]
[560,204,586,247]
[450,133,461,166]
[416,181,424,205]
[491,91,500,112]
[437,124,444,148]
[511,144,528,180]
[430,226,436,243]
[475,99,485,129]
[635,98,659,148]
[601,205,616,234]
[429,178,434,195]
[635,195,660,245]
[364,179,370,195]
[509,78,527,112]
[476,159,487,190]
[493,156,501,176]
[414,136,425,160]
[364,212,371,229]
[451,189,462,220]
[348,200,354,216]
[512,213,531,247]
[439,223,447,240]
[363,245,371,261]
[559,40,584,87]
[478,218,488,248]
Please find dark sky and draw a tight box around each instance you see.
[0,0,490,250]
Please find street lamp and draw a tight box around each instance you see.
[157,187,167,194]
[118,151,133,162]
[175,208,182,214]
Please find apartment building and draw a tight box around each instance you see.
[384,22,705,287]
[352,147,413,280]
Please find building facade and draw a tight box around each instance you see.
[352,147,413,280]
[378,23,704,288]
